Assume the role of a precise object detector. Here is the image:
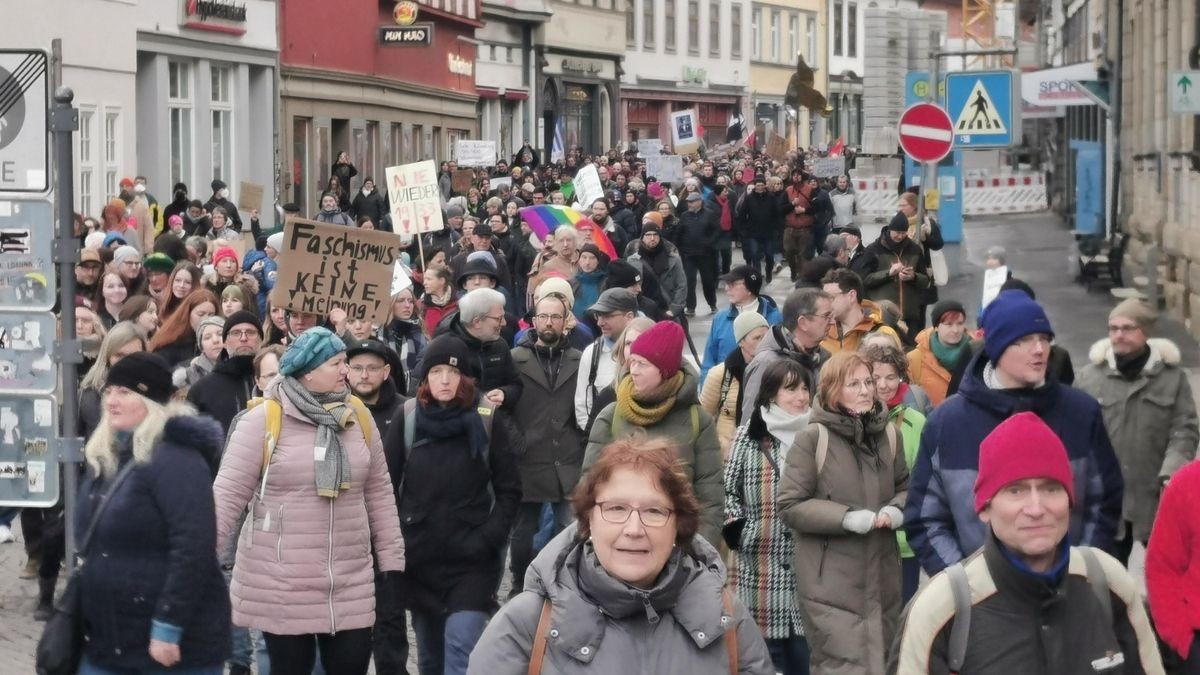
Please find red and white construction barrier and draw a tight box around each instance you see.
[854,177,902,219]
[962,172,1047,215]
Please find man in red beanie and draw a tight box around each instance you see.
[889,413,1163,675]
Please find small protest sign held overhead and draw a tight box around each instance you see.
[269,217,405,325]
[237,181,264,213]
[454,140,497,167]
[385,160,445,237]
[670,109,701,155]
[645,155,684,184]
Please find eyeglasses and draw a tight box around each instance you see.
[534,313,565,322]
[805,312,835,322]
[1107,324,1141,334]
[226,329,258,340]
[121,261,142,267]
[595,502,674,528]
[483,313,506,323]
[348,364,387,375]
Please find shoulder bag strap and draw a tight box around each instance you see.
[78,461,139,559]
[717,367,734,412]
[945,562,972,674]
[1079,547,1113,627]
[721,589,738,675]
[528,598,554,675]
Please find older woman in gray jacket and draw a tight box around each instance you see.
[469,437,773,674]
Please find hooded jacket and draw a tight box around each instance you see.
[1076,338,1198,542]
[213,382,406,635]
[740,325,830,423]
[906,327,965,407]
[625,239,688,317]
[904,350,1124,575]
[736,188,782,239]
[77,406,231,671]
[777,403,909,675]
[700,294,783,383]
[583,367,724,547]
[187,353,257,436]
[863,233,929,319]
[820,299,901,355]
[315,206,354,227]
[467,524,775,674]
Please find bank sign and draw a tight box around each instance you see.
[181,0,248,35]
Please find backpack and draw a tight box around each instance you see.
[396,397,497,504]
[242,395,375,474]
[812,421,897,474]
[527,589,739,675]
[943,547,1112,674]
[612,404,702,445]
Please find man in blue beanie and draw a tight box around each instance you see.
[904,290,1124,574]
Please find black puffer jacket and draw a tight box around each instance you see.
[675,206,720,257]
[737,189,782,239]
[186,353,256,436]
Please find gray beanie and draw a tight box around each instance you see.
[733,311,770,344]
[112,245,141,266]
[195,315,226,344]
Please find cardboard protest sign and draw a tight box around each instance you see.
[210,233,248,262]
[812,156,846,178]
[765,133,788,161]
[454,140,497,167]
[669,109,700,155]
[237,181,264,213]
[384,161,445,237]
[269,217,405,325]
[636,138,663,157]
[451,169,474,195]
[644,155,685,185]
[571,165,604,211]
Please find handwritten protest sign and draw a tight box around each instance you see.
[384,161,445,237]
[269,217,405,325]
[636,138,663,157]
[811,156,846,178]
[451,169,474,195]
[644,155,684,184]
[765,133,788,161]
[454,140,497,167]
[571,165,604,210]
[237,181,264,213]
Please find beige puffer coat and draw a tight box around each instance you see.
[213,387,405,635]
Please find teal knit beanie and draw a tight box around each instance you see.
[279,326,346,377]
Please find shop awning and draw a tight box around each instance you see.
[476,87,500,98]
[504,89,528,101]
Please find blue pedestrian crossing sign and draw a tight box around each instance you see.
[946,71,1017,147]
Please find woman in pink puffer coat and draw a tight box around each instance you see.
[214,327,405,675]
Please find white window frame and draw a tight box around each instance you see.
[103,108,120,201]
[790,13,799,61]
[77,107,95,217]
[167,61,193,192]
[751,7,761,60]
[210,64,233,185]
[770,9,780,62]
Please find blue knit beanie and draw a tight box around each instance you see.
[279,326,346,377]
[982,290,1054,359]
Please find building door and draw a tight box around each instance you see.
[563,85,595,154]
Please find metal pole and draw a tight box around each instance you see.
[916,53,941,226]
[51,79,81,570]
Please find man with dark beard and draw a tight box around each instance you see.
[345,339,405,435]
[507,293,584,596]
[186,311,263,436]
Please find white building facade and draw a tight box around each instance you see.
[826,0,864,146]
[476,0,550,162]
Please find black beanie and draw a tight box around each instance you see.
[416,335,477,382]
[606,259,642,289]
[887,212,910,232]
[222,310,263,341]
[105,353,175,405]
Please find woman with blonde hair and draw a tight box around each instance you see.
[79,321,148,439]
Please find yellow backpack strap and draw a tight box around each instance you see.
[690,405,700,443]
[884,422,897,464]
[347,395,374,447]
[261,399,283,474]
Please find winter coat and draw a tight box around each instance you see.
[725,426,806,640]
[382,399,522,614]
[467,524,775,675]
[863,233,929,319]
[846,243,876,279]
[700,295,783,383]
[77,407,231,671]
[777,403,909,675]
[699,362,742,456]
[351,187,387,224]
[819,300,900,355]
[570,270,606,321]
[365,379,404,439]
[905,327,968,407]
[242,250,277,316]
[740,325,830,423]
[625,240,688,316]
[675,206,721,257]
[904,350,1124,575]
[1075,338,1199,542]
[421,293,458,338]
[153,333,198,370]
[380,318,428,394]
[889,404,925,558]
[213,385,406,635]
[1147,460,1200,660]
[79,387,103,441]
[315,208,354,227]
[331,162,358,196]
[511,334,585,502]
[829,188,856,229]
[584,367,724,548]
[186,353,256,436]
[202,196,243,230]
[946,338,1076,396]
[433,315,524,408]
[890,535,1164,675]
[736,189,781,240]
[784,184,815,230]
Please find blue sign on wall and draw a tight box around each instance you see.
[1070,139,1104,237]
[945,71,1016,148]
[905,72,963,243]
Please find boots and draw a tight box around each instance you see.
[33,576,55,621]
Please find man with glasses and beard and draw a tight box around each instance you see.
[507,293,585,596]
[187,311,264,437]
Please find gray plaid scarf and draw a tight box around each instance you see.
[280,376,353,498]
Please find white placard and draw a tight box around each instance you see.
[384,161,445,236]
[572,165,604,210]
[669,109,700,154]
[454,140,497,166]
[637,138,664,157]
[644,155,685,184]
[811,157,846,178]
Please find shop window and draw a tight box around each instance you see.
[210,65,233,184]
[643,0,655,49]
[411,125,422,164]
[834,1,843,57]
[79,171,93,221]
[709,1,720,56]
[770,9,780,62]
[807,15,816,61]
[687,0,699,55]
[731,3,741,57]
[751,7,760,60]
[665,0,676,52]
[848,3,857,58]
[293,118,311,207]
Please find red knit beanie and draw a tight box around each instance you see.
[974,412,1075,513]
[630,321,685,379]
[212,246,239,268]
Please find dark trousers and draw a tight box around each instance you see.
[902,556,921,605]
[509,502,573,597]
[263,628,372,675]
[411,609,489,675]
[782,228,812,280]
[372,573,411,675]
[683,253,718,312]
[743,237,774,279]
[1113,520,1145,566]
[717,232,734,275]
[25,504,64,578]
[765,630,811,675]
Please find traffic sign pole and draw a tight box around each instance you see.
[918,57,940,228]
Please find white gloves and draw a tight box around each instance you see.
[842,510,876,534]
[878,506,905,530]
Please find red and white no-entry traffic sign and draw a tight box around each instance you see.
[897,103,954,163]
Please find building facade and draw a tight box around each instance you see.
[534,0,624,157]
[280,0,481,213]
[476,0,550,163]
[748,0,827,148]
[826,0,863,147]
[619,0,750,147]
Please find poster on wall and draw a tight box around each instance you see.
[670,109,700,155]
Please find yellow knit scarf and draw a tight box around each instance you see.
[614,372,686,427]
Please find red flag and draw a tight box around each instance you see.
[828,138,845,157]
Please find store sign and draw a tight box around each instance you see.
[1021,63,1096,107]
[449,54,473,76]
[181,0,248,34]
[379,24,433,46]
[682,66,706,86]
[562,58,603,75]
[393,0,419,25]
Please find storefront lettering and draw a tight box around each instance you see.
[185,0,247,22]
[682,66,706,86]
[449,54,474,76]
[562,58,603,75]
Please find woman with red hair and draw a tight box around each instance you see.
[149,289,218,368]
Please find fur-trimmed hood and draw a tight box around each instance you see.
[1088,337,1180,370]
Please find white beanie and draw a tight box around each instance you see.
[84,231,106,250]
[266,232,285,253]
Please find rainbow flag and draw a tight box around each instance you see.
[518,205,619,260]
